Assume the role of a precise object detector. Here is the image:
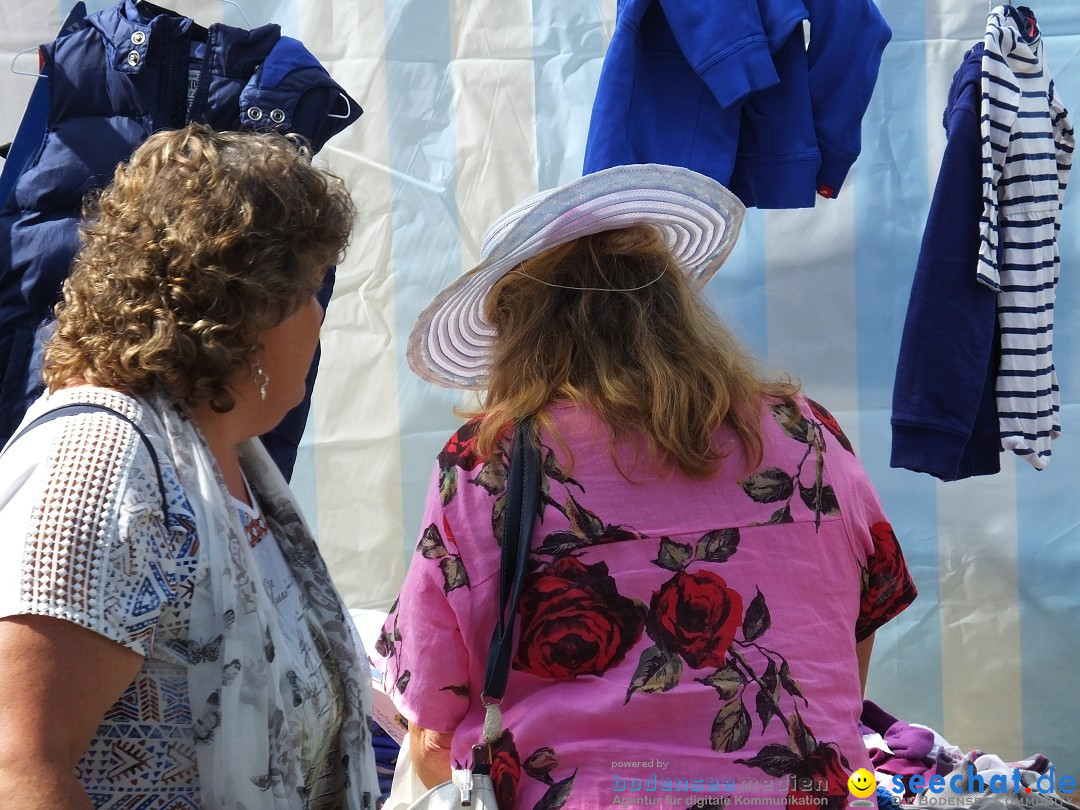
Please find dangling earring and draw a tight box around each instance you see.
[253,366,270,401]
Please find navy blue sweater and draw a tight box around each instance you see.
[891,43,1001,480]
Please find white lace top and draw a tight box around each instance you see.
[0,388,203,806]
[0,387,378,809]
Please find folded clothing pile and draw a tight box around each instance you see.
[861,702,1072,808]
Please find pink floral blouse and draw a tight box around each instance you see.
[378,396,916,810]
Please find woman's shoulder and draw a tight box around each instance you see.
[6,386,175,516]
[19,385,150,431]
[437,416,486,471]
[759,393,858,456]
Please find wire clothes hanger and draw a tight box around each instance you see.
[11,0,253,78]
[10,45,44,78]
[214,0,252,29]
[328,94,352,120]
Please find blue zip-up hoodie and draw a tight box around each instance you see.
[582,0,891,208]
[891,43,1001,481]
[0,0,361,476]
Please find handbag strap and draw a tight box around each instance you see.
[482,417,540,705]
[1,402,169,516]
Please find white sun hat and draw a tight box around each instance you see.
[407,163,746,389]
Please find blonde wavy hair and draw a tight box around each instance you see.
[468,225,799,477]
[44,123,355,412]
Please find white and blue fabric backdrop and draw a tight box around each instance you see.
[3,0,1078,775]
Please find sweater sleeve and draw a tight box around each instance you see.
[975,21,1021,291]
[891,58,1000,481]
[657,0,778,109]
[1050,79,1074,211]
[802,0,892,197]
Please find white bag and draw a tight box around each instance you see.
[383,733,427,810]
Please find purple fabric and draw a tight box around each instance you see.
[861,699,934,761]
[870,747,933,777]
[860,699,899,735]
[933,750,959,777]
[885,722,935,759]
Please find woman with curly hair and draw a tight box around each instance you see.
[381,165,919,809]
[0,124,378,808]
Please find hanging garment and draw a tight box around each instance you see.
[891,43,1002,481]
[892,7,1073,479]
[581,0,891,209]
[977,5,1073,469]
[0,0,362,475]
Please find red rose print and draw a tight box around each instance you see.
[439,419,483,471]
[442,515,459,547]
[487,731,521,810]
[647,570,744,669]
[787,744,850,808]
[514,557,646,679]
[857,521,917,639]
[806,398,854,454]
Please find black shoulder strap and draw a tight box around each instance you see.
[2,402,169,517]
[482,417,541,703]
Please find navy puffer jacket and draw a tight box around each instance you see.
[0,0,361,476]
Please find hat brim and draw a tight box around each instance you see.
[407,164,745,389]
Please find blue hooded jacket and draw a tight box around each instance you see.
[582,0,891,208]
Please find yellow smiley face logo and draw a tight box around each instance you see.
[847,768,876,798]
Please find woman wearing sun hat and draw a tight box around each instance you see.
[379,164,917,809]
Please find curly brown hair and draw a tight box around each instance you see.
[467,225,800,477]
[44,123,355,412]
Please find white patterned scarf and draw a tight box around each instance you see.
[146,391,378,809]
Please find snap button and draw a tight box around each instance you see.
[131,30,146,45]
[247,106,263,121]
[269,108,285,123]
[126,50,141,67]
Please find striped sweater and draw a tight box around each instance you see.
[978,6,1074,469]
